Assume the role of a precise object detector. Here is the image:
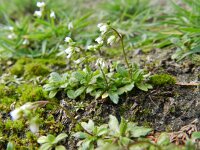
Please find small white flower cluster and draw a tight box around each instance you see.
[6,26,16,40]
[64,37,80,59]
[87,23,117,51]
[97,23,109,35]
[95,58,107,69]
[10,102,39,133]
[34,2,56,18]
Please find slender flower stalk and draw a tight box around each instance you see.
[110,27,132,78]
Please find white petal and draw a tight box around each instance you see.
[37,2,45,8]
[64,37,73,43]
[50,11,56,18]
[95,37,103,44]
[34,10,42,17]
[10,108,21,120]
[68,22,73,30]
[30,123,39,133]
[107,35,116,45]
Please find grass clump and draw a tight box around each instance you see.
[150,74,176,86]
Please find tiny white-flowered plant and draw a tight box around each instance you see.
[36,2,45,8]
[50,11,56,18]
[10,103,32,120]
[34,10,42,18]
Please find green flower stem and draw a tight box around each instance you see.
[111,27,132,78]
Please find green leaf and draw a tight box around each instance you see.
[67,90,76,99]
[86,86,94,93]
[6,142,15,150]
[74,71,85,81]
[108,92,119,104]
[81,120,95,133]
[55,145,66,150]
[49,90,58,98]
[116,65,128,76]
[108,115,119,134]
[49,72,62,82]
[47,134,56,144]
[129,126,152,138]
[97,128,108,136]
[75,86,86,97]
[39,143,52,150]
[119,118,127,136]
[157,133,170,146]
[192,132,200,140]
[120,137,131,146]
[37,136,48,144]
[73,132,88,139]
[54,133,68,144]
[136,83,152,91]
[117,82,134,95]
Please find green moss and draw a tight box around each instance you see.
[5,120,25,131]
[1,97,15,106]
[24,63,50,77]
[35,58,66,67]
[9,58,31,76]
[9,62,24,76]
[150,74,176,86]
[191,54,200,65]
[18,84,47,103]
[0,85,16,99]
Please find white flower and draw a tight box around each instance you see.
[68,22,73,30]
[95,36,103,44]
[74,58,84,64]
[34,10,42,18]
[87,45,94,50]
[21,103,32,111]
[65,47,73,54]
[107,35,116,45]
[97,23,108,34]
[36,2,45,8]
[96,58,106,68]
[8,26,14,31]
[7,34,16,39]
[64,37,73,43]
[65,47,74,58]
[30,122,39,133]
[22,39,29,45]
[50,11,56,18]
[10,108,22,120]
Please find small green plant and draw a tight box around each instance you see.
[37,133,68,150]
[44,23,152,104]
[73,115,152,149]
